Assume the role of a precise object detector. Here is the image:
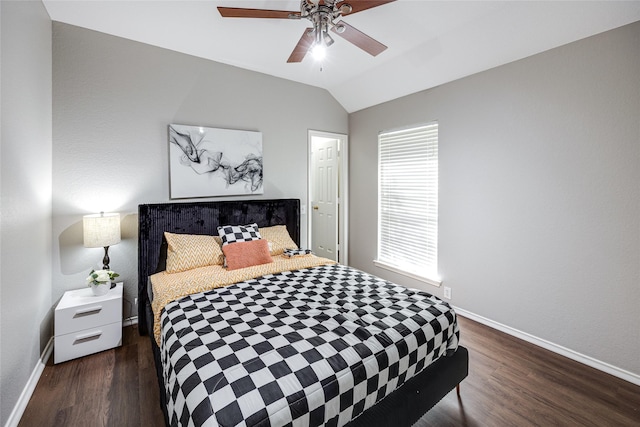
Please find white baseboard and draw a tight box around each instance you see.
[454,306,640,386]
[4,337,54,427]
[123,316,138,327]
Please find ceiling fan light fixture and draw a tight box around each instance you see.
[217,0,395,63]
[311,43,327,61]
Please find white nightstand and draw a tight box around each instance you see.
[54,282,123,364]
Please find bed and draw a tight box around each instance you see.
[138,199,468,427]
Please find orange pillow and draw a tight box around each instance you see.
[222,239,273,270]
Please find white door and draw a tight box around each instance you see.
[310,136,340,261]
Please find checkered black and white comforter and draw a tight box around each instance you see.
[161,263,459,427]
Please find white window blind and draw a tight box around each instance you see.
[376,122,439,285]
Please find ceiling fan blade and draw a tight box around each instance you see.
[336,0,396,15]
[217,7,300,19]
[287,29,315,63]
[332,21,387,56]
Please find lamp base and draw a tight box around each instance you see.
[102,246,111,271]
[102,246,116,288]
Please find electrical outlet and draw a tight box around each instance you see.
[134,297,138,306]
[443,286,452,299]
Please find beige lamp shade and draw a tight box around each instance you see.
[83,212,121,248]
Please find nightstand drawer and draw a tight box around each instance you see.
[55,287,122,335]
[54,321,122,364]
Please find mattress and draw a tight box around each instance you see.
[157,262,459,427]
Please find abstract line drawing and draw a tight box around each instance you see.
[168,124,263,199]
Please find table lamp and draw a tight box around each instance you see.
[83,212,121,270]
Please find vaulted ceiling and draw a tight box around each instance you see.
[43,1,640,112]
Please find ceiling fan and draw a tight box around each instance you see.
[217,0,396,63]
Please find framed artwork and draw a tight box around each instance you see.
[168,124,263,199]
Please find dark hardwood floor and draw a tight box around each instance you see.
[417,316,640,426]
[19,326,165,427]
[19,316,640,426]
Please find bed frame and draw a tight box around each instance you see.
[138,198,468,426]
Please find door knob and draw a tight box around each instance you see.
[313,206,319,210]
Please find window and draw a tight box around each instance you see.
[375,122,440,286]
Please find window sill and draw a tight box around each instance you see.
[373,260,442,287]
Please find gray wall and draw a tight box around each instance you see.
[52,23,348,316]
[0,1,53,425]
[349,21,640,376]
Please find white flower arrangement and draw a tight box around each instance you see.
[86,269,119,287]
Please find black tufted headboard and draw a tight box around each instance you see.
[137,199,300,335]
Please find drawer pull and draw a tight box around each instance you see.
[73,331,102,344]
[73,306,102,317]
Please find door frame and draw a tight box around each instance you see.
[308,130,349,264]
